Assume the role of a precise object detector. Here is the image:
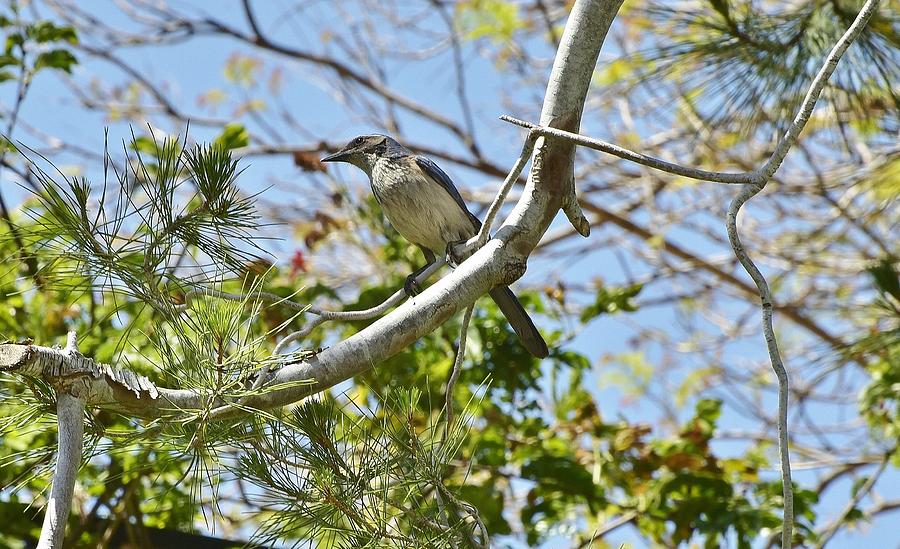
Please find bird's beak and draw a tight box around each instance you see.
[321,149,351,163]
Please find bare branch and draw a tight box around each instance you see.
[444,304,473,438]
[37,333,85,549]
[501,114,761,184]
[815,449,893,548]
[725,3,880,544]
[475,133,537,247]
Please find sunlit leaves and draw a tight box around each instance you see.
[223,53,262,86]
[855,258,900,440]
[1,16,78,75]
[212,123,250,150]
[25,21,77,44]
[870,157,900,200]
[455,0,525,43]
[580,282,643,322]
[33,49,76,73]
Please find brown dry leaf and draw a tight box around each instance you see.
[293,150,327,173]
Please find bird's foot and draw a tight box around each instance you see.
[446,239,467,267]
[404,274,422,296]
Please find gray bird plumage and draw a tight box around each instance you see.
[322,134,549,358]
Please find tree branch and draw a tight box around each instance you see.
[444,304,473,438]
[497,3,880,545]
[814,450,893,548]
[36,333,85,549]
[725,3,880,545]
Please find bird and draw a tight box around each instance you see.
[322,134,549,358]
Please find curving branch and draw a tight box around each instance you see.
[495,2,881,545]
[443,304,474,437]
[725,3,880,544]
[814,449,894,548]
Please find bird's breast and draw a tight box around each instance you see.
[371,160,476,254]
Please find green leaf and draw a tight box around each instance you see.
[213,123,249,150]
[456,0,525,43]
[580,282,643,322]
[129,136,157,156]
[27,22,77,44]
[5,33,23,54]
[0,54,19,68]
[33,49,77,73]
[867,259,900,302]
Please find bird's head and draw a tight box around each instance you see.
[321,134,405,173]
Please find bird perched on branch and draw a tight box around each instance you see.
[322,135,549,358]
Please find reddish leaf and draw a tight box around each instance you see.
[290,249,307,276]
[293,150,327,172]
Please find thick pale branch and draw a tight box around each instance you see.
[37,393,83,549]
[501,0,623,261]
[0,341,196,416]
[37,333,83,549]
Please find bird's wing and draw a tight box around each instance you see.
[415,156,481,230]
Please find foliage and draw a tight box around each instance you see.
[580,282,643,322]
[238,389,483,548]
[19,133,261,309]
[858,259,900,441]
[640,0,899,134]
[0,9,77,85]
[456,0,525,43]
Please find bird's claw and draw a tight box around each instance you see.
[446,240,466,267]
[404,274,422,296]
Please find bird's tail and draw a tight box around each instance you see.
[488,286,549,358]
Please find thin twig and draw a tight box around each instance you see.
[269,259,447,355]
[204,260,447,420]
[726,183,795,545]
[436,481,489,548]
[444,304,474,439]
[577,510,638,548]
[815,449,894,548]
[725,3,880,545]
[502,3,880,545]
[475,133,538,247]
[500,115,761,184]
[178,260,445,323]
